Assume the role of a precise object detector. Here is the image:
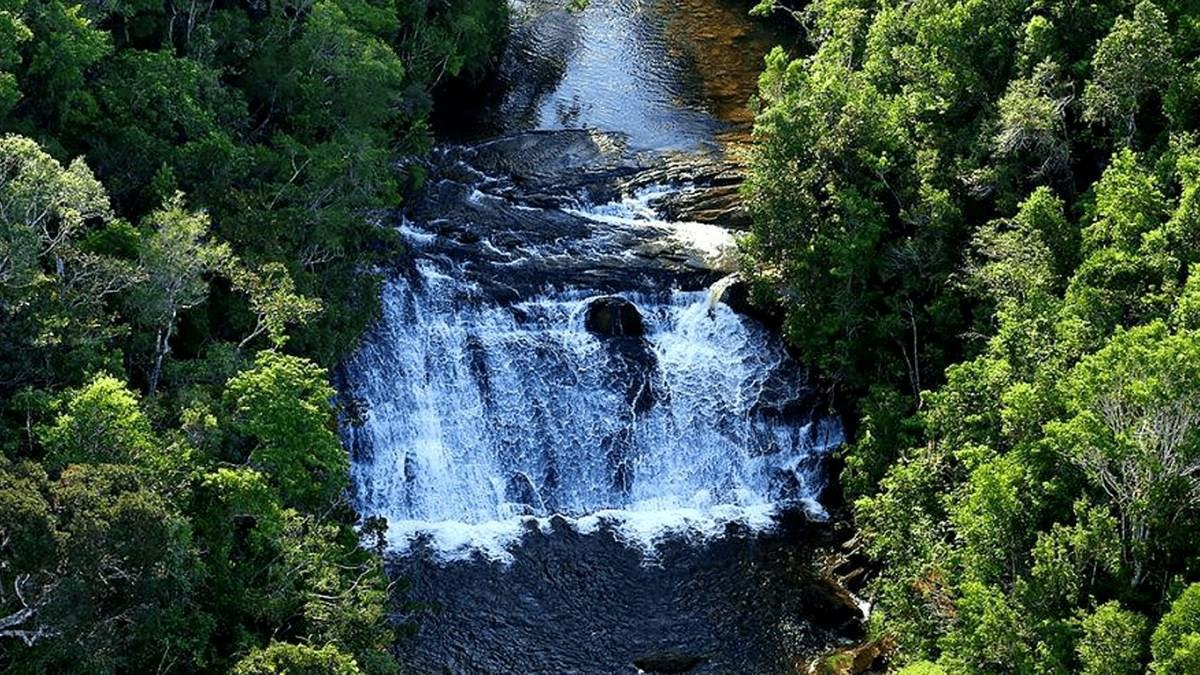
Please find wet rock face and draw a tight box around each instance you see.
[620,156,750,228]
[583,297,660,415]
[398,130,748,303]
[459,129,632,186]
[504,472,546,515]
[585,296,646,337]
[708,272,786,331]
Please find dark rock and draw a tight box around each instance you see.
[800,577,866,640]
[459,130,632,186]
[708,272,786,330]
[504,472,544,513]
[768,468,803,501]
[394,131,744,303]
[813,638,893,675]
[621,154,751,228]
[632,653,706,673]
[584,296,645,337]
[600,335,661,414]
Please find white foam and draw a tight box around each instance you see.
[397,218,437,246]
[377,499,830,564]
[344,277,841,563]
[565,184,737,268]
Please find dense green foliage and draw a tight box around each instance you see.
[0,0,505,670]
[745,0,1200,670]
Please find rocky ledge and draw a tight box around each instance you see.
[395,130,750,303]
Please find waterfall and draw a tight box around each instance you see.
[342,196,842,560]
[324,0,864,662]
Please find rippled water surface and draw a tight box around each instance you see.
[448,0,793,149]
[390,515,861,673]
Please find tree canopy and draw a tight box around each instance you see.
[745,0,1200,670]
[0,0,507,669]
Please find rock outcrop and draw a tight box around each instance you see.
[584,296,646,337]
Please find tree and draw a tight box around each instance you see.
[131,193,230,394]
[896,663,947,675]
[227,261,322,350]
[1055,322,1200,587]
[938,581,1034,674]
[1083,1,1174,142]
[1063,150,1175,348]
[14,0,112,132]
[40,375,158,470]
[70,48,243,209]
[265,512,398,674]
[0,6,30,117]
[950,453,1038,586]
[0,461,58,648]
[232,642,362,675]
[189,467,285,615]
[1082,149,1167,254]
[0,136,132,390]
[742,46,920,394]
[0,0,508,669]
[1078,601,1148,675]
[1151,583,1200,674]
[222,351,346,510]
[968,195,1060,309]
[0,134,110,291]
[744,0,1200,670]
[2,463,206,672]
[995,60,1073,180]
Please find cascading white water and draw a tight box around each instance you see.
[343,194,842,560]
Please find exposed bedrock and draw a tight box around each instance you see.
[397,130,749,302]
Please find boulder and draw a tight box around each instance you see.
[813,638,893,675]
[584,296,645,337]
[707,274,755,317]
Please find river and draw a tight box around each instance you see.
[338,0,864,671]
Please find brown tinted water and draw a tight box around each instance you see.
[436,0,794,150]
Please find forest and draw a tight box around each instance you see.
[0,0,505,671]
[5,0,1200,672]
[743,0,1200,672]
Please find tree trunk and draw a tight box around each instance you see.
[148,311,176,395]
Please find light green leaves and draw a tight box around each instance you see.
[1151,584,1200,674]
[1079,602,1148,675]
[1083,1,1175,141]
[223,351,345,510]
[0,134,111,289]
[41,374,157,469]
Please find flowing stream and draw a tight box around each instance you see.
[339,0,862,670]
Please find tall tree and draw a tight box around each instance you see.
[130,194,229,394]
